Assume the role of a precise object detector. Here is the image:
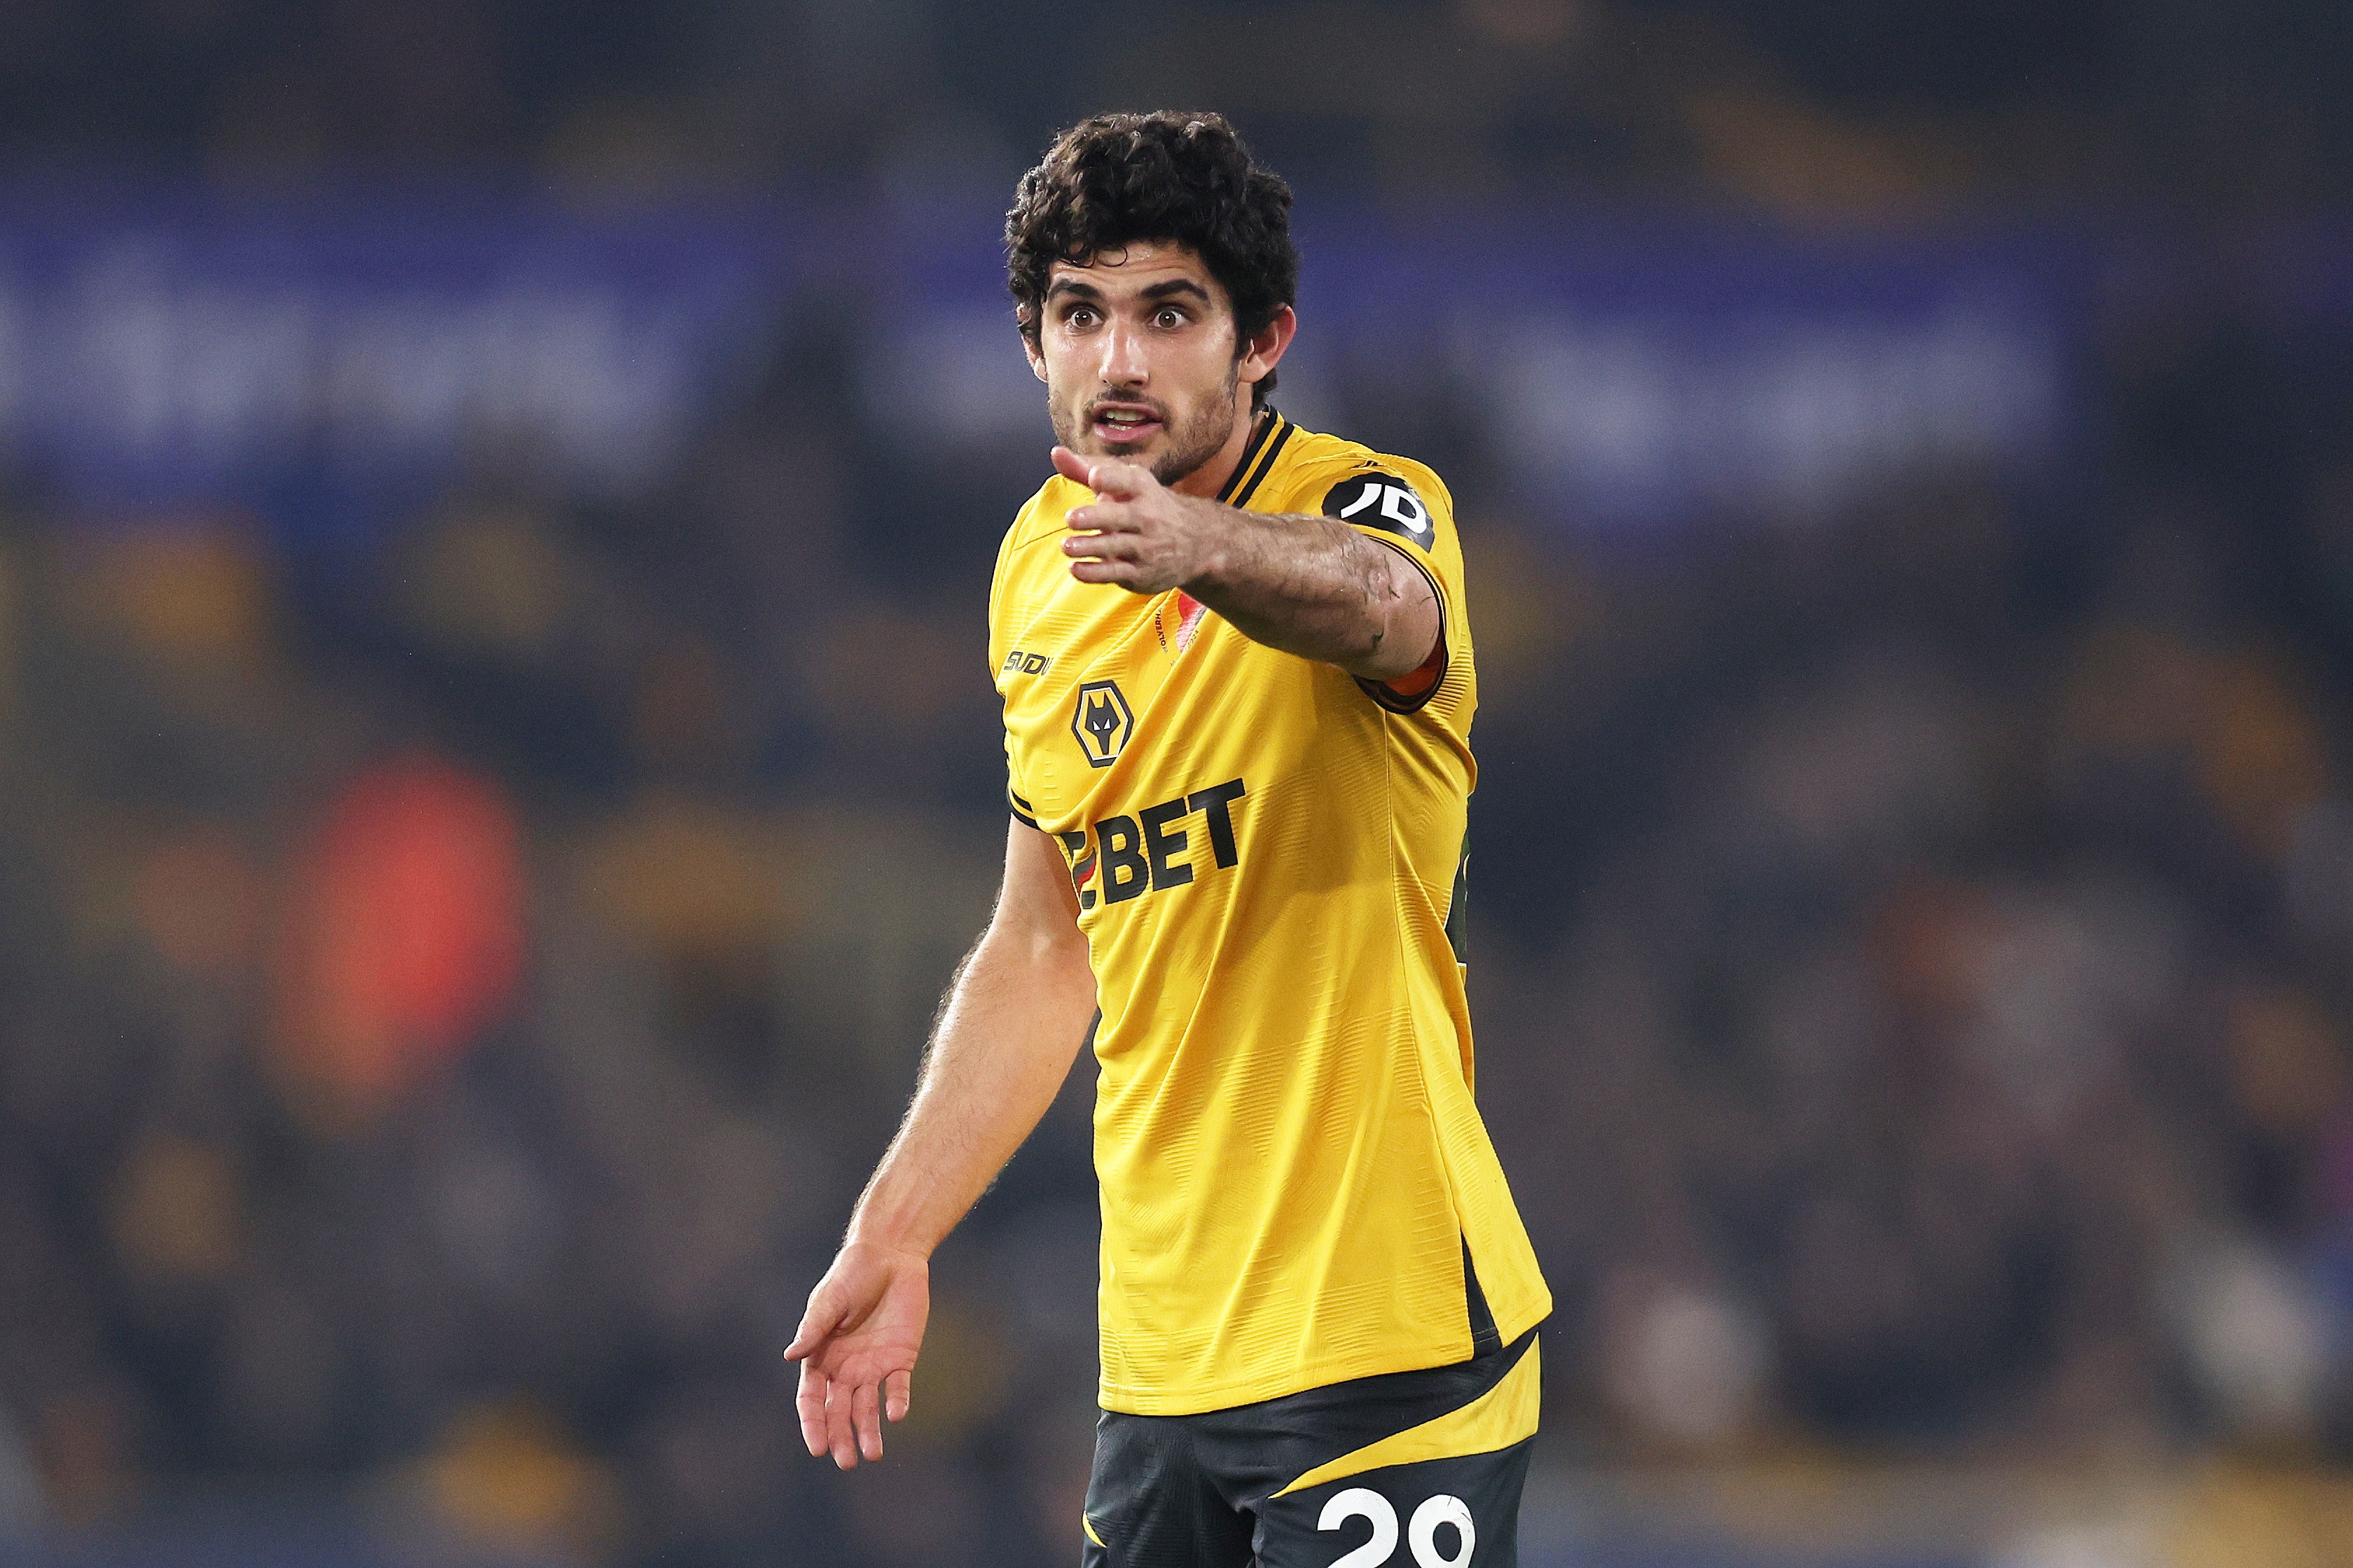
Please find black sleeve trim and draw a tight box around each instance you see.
[1351,536,1449,715]
[1008,786,1040,828]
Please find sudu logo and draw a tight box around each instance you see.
[1071,679,1134,768]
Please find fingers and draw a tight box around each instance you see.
[825,1377,859,1470]
[884,1368,912,1424]
[798,1363,899,1469]
[795,1358,829,1459]
[1070,560,1148,588]
[1065,499,1143,539]
[1064,529,1140,564]
[783,1286,842,1364]
[1064,525,1146,588]
[854,1380,885,1462]
[1051,445,1150,500]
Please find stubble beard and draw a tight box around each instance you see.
[1052,361,1242,488]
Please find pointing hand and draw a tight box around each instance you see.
[1054,445,1227,595]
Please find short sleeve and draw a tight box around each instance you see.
[1318,467,1458,714]
[988,506,1040,826]
[999,751,1033,826]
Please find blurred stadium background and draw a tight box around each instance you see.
[1,2,2352,1565]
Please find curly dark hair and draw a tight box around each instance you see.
[1007,111,1297,408]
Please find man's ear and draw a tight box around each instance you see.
[1236,304,1297,394]
[1023,333,1049,384]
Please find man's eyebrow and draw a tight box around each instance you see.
[1139,279,1213,303]
[1042,277,1213,305]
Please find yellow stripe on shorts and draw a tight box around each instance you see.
[1272,1340,1540,1499]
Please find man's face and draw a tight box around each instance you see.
[1027,240,1255,490]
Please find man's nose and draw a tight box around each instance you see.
[1097,319,1149,388]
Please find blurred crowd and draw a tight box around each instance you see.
[0,300,1115,1564]
[0,4,2351,1568]
[1,271,2350,1568]
[4,0,2350,207]
[1478,484,2353,1459]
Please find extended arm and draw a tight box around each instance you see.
[1054,446,1440,683]
[784,818,1098,1469]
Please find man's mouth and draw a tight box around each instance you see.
[1089,405,1164,445]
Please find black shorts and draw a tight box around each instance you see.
[1079,1328,1539,1567]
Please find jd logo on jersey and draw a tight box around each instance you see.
[1071,679,1135,768]
[1323,472,1433,546]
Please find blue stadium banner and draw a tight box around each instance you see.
[871,200,2097,547]
[1299,209,2091,542]
[0,181,802,545]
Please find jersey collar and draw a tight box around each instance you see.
[1213,408,1291,508]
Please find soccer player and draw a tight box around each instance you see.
[786,111,1551,1566]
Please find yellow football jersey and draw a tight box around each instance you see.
[989,411,1551,1417]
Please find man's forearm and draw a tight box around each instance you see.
[1184,510,1435,681]
[844,920,1097,1257]
[1053,447,1439,681]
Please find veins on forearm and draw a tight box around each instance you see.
[1184,509,1415,674]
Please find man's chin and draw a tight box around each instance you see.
[1081,434,1199,487]
[1086,433,1161,464]
[1116,438,1217,488]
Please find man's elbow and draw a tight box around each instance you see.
[1346,599,1440,682]
[988,906,1092,979]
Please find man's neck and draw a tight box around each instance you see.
[1170,403,1267,501]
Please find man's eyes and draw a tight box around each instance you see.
[1056,303,1193,329]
